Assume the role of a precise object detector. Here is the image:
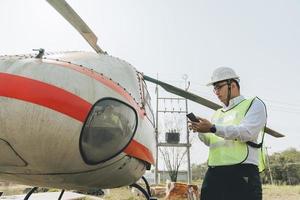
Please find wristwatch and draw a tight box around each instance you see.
[210,124,216,133]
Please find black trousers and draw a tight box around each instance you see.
[200,164,262,200]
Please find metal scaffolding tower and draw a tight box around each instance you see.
[154,77,192,184]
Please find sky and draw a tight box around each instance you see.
[0,0,300,165]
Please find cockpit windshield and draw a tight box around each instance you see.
[80,98,137,164]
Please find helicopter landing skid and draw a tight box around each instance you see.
[130,176,157,200]
[23,187,65,200]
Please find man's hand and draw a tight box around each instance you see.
[188,117,213,133]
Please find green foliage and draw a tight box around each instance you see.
[191,163,208,181]
[262,148,300,185]
[192,148,300,185]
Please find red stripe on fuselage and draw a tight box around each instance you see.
[124,139,155,164]
[0,72,154,165]
[0,73,91,121]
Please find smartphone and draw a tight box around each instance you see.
[186,112,199,122]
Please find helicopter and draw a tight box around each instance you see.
[0,0,284,199]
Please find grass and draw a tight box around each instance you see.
[102,187,144,200]
[263,184,300,200]
[102,184,300,200]
[0,184,28,196]
[1,183,300,199]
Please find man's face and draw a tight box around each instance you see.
[213,81,228,104]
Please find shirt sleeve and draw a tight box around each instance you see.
[214,98,267,142]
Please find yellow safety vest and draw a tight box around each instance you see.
[204,97,266,172]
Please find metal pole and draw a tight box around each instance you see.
[265,146,274,185]
[155,77,159,184]
[58,189,65,200]
[24,187,38,200]
[183,76,191,184]
[186,97,191,184]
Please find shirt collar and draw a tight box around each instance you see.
[222,95,245,111]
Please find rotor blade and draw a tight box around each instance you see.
[46,0,105,54]
[264,127,285,138]
[143,74,221,110]
[143,74,285,138]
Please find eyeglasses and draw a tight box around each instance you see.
[213,83,227,93]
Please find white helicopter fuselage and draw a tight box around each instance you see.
[0,51,155,190]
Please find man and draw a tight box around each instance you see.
[189,67,266,200]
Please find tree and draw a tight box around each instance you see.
[191,163,208,181]
[158,107,199,183]
[160,146,187,182]
[261,148,300,185]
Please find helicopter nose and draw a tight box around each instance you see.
[80,98,137,165]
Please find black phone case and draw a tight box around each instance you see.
[186,113,198,122]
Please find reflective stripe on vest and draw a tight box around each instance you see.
[205,97,265,171]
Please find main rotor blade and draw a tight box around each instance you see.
[264,127,284,138]
[143,74,285,138]
[143,75,221,110]
[46,0,105,54]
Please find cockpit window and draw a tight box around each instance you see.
[80,98,137,165]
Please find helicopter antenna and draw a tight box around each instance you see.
[46,0,106,54]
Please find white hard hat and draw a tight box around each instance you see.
[207,67,240,86]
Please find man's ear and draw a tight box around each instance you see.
[231,81,237,89]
